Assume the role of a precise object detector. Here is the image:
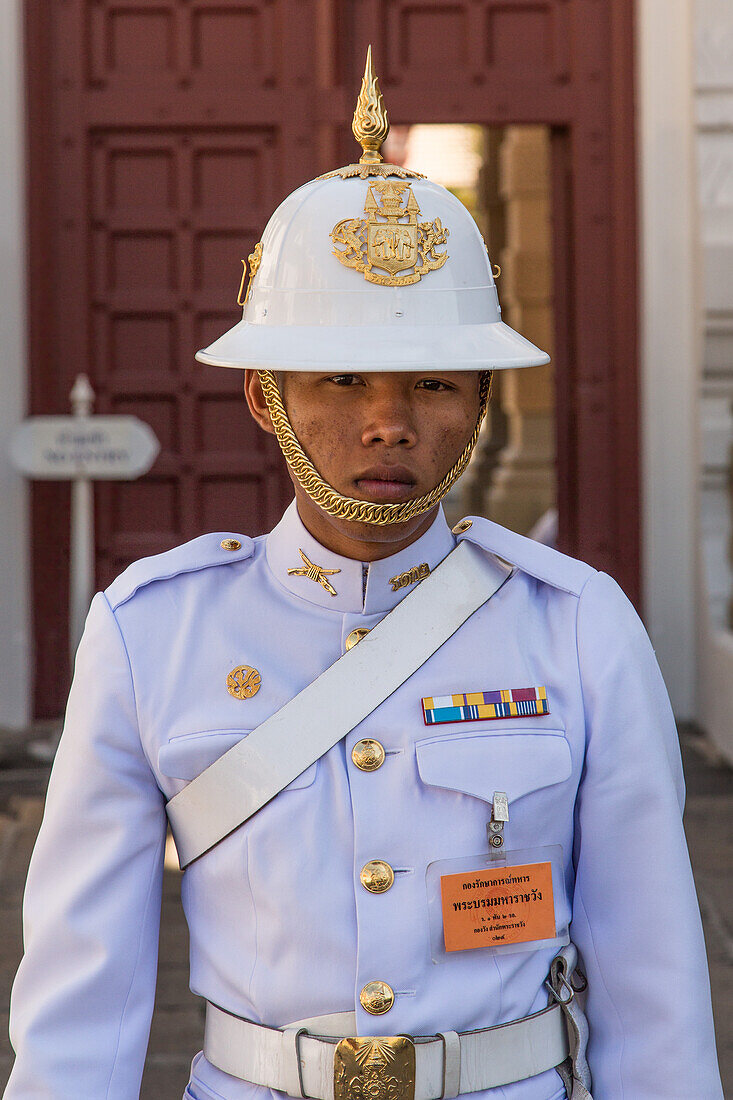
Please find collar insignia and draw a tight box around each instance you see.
[422,687,549,726]
[389,562,430,592]
[288,548,341,597]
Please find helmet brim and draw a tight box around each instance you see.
[195,319,550,371]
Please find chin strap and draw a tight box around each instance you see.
[257,368,492,527]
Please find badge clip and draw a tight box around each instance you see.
[487,791,509,859]
[426,787,569,961]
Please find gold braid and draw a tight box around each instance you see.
[257,369,492,526]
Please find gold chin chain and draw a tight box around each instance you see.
[257,369,492,527]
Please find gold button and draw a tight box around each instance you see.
[452,518,473,535]
[352,739,385,771]
[345,627,371,651]
[221,538,242,551]
[359,980,394,1015]
[360,860,394,894]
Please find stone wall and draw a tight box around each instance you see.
[696,0,733,753]
[697,0,733,629]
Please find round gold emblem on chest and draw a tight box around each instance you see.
[226,665,262,700]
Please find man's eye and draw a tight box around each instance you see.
[328,374,361,386]
[417,379,452,391]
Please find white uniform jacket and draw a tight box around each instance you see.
[7,504,722,1100]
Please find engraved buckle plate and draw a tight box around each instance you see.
[334,1036,416,1100]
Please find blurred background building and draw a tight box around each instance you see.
[0,0,731,755]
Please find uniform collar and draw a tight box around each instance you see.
[266,501,455,614]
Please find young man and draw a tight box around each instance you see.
[7,52,722,1100]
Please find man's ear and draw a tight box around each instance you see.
[244,370,276,436]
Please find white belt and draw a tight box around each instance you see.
[203,1001,570,1099]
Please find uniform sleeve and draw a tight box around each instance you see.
[572,571,722,1098]
[6,592,167,1099]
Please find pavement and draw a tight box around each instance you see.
[0,724,732,1097]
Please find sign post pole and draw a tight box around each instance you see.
[9,377,160,752]
[68,375,96,660]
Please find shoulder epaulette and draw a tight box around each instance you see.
[105,533,255,611]
[453,516,595,597]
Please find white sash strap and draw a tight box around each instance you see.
[203,1001,569,1099]
[167,540,511,868]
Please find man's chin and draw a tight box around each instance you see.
[289,476,440,552]
[318,505,437,547]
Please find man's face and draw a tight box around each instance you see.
[245,370,482,558]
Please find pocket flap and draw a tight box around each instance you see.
[416,730,571,804]
[158,729,317,790]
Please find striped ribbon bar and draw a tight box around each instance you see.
[422,686,549,726]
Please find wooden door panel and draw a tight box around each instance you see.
[27,0,638,715]
[343,0,638,587]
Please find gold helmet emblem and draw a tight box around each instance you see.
[331,180,449,287]
[329,47,449,287]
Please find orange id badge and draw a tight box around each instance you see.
[426,846,569,961]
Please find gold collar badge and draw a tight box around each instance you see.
[389,562,430,592]
[288,548,341,597]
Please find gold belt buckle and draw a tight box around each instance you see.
[334,1036,416,1100]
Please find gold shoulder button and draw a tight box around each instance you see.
[452,518,473,534]
[221,538,242,552]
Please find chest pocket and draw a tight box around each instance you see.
[157,729,318,790]
[415,728,571,804]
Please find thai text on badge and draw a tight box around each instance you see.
[440,861,556,952]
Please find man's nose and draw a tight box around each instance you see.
[361,397,417,447]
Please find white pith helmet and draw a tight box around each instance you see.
[196,49,549,374]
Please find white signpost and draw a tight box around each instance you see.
[10,374,160,663]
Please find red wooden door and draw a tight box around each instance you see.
[328,0,639,594]
[26,0,638,716]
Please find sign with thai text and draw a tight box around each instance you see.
[9,416,160,480]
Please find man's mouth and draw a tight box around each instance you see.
[354,465,417,503]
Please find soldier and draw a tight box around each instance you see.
[6,49,722,1100]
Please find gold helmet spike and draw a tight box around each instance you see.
[352,45,389,165]
[317,48,423,181]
